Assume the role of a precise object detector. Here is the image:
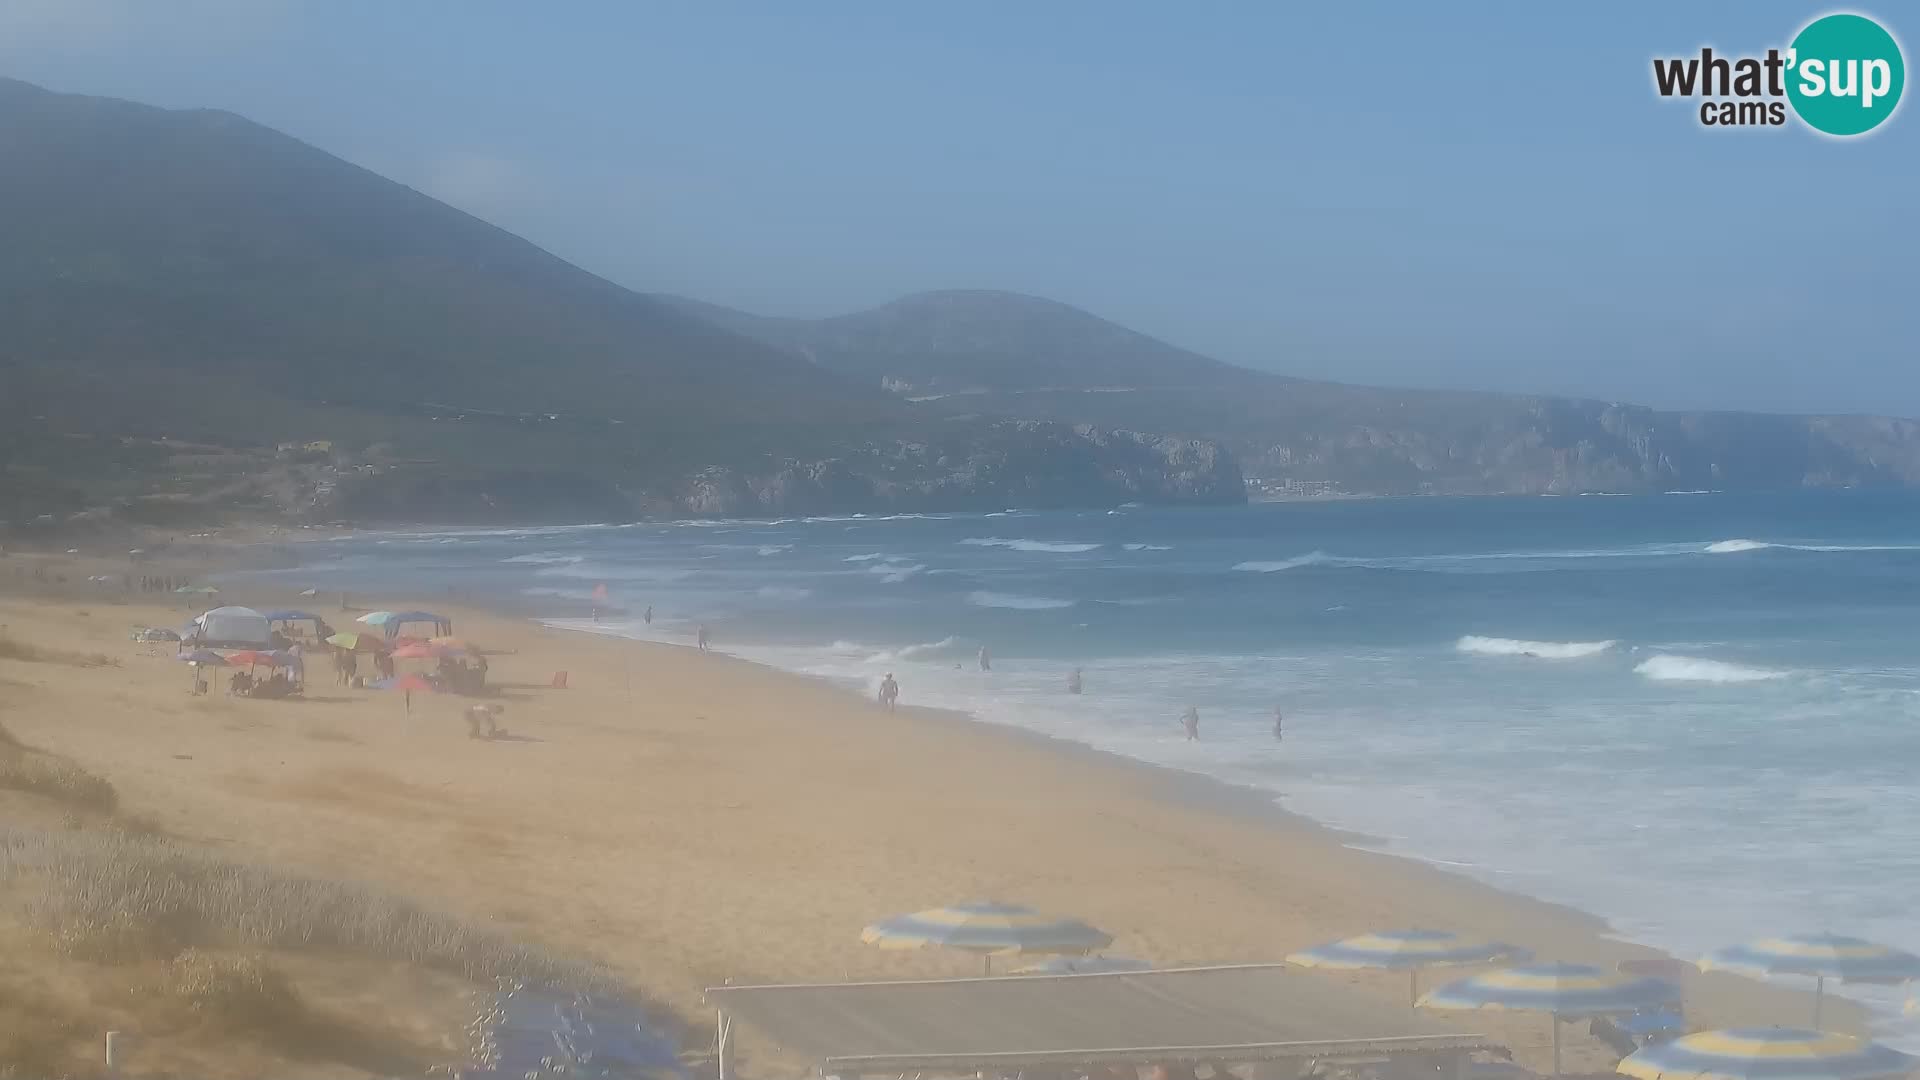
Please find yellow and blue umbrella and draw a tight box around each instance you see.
[1618,1029,1915,1080]
[861,902,1111,975]
[1701,935,1920,1029]
[1421,962,1681,1075]
[1289,929,1531,1006]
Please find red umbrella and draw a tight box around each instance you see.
[223,650,285,669]
[390,643,452,659]
[376,672,436,714]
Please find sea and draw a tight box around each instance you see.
[236,490,1920,1038]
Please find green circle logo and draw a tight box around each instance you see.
[1786,13,1905,136]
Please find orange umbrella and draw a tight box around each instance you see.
[223,650,286,669]
[390,643,453,659]
[373,673,436,714]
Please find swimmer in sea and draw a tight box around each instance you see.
[1066,667,1083,695]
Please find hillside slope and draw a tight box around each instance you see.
[0,77,891,438]
[665,291,1920,495]
[0,79,1242,523]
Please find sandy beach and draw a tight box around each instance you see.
[0,550,1844,1075]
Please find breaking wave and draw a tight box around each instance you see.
[1457,636,1617,660]
[1123,543,1174,551]
[960,538,1103,553]
[500,552,583,565]
[1634,654,1788,683]
[1233,552,1337,572]
[843,552,887,562]
[1706,539,1770,554]
[867,636,963,663]
[966,591,1076,610]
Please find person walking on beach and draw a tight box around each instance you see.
[1181,705,1200,741]
[1066,667,1083,695]
[696,624,710,653]
[878,672,899,712]
[978,645,991,672]
[643,605,653,627]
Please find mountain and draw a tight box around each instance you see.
[0,79,1242,524]
[662,291,1920,495]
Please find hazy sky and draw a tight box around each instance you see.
[3,2,1914,415]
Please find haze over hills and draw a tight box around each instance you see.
[0,78,1239,524]
[663,291,1920,496]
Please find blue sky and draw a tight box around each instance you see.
[1,2,1913,415]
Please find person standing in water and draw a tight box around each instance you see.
[878,672,899,712]
[643,605,653,627]
[696,624,710,652]
[977,645,991,672]
[1273,705,1284,742]
[1066,667,1083,695]
[1181,706,1200,741]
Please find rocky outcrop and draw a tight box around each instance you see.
[663,421,1243,517]
[309,421,1244,523]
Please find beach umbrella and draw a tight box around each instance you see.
[177,649,227,665]
[174,584,220,595]
[1013,954,1152,975]
[390,642,454,659]
[1701,935,1920,1029]
[356,611,398,626]
[325,632,386,653]
[1420,962,1681,1076]
[222,650,286,669]
[1289,929,1532,1006]
[861,902,1112,975]
[1618,1029,1915,1080]
[371,672,435,714]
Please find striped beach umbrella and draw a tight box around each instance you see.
[1421,963,1681,1075]
[1619,1029,1915,1080]
[1701,935,1920,1029]
[861,902,1111,975]
[1289,929,1531,1006]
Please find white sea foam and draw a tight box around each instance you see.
[1707,538,1920,554]
[1123,543,1174,551]
[1457,636,1617,659]
[867,636,963,663]
[1233,552,1336,572]
[500,552,584,565]
[960,537,1102,553]
[1634,654,1788,683]
[842,552,887,562]
[868,561,927,583]
[967,590,1075,610]
[757,545,791,556]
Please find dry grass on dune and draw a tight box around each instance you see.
[0,828,598,988]
[0,720,120,813]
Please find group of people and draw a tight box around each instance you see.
[874,650,1288,744]
[228,667,300,699]
[137,575,189,593]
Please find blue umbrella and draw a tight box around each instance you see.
[1421,963,1681,1075]
[1619,1029,1915,1080]
[1701,935,1920,1029]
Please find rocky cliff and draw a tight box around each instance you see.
[317,421,1244,523]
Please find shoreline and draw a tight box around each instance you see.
[2,545,1863,1076]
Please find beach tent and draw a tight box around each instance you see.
[195,606,272,649]
[260,610,329,637]
[382,610,453,638]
